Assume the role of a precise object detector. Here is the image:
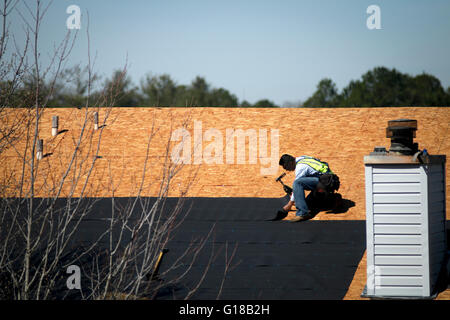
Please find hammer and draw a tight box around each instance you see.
[147,248,169,281]
[276,173,293,195]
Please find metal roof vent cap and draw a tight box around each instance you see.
[386,119,418,155]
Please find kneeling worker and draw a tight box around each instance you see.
[279,154,332,222]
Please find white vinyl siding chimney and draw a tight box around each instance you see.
[364,159,446,298]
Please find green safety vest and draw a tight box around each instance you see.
[296,156,333,174]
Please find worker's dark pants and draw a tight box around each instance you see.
[293,176,319,216]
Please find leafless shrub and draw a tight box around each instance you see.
[0,0,222,301]
[1,0,238,300]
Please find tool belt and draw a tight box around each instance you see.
[315,173,340,194]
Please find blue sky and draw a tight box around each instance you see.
[10,0,450,106]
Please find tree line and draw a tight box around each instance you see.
[2,66,449,108]
[303,67,450,107]
[0,66,279,108]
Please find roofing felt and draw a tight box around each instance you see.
[157,197,367,299]
[6,197,365,300]
[3,197,448,300]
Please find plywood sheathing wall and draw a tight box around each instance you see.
[1,107,449,221]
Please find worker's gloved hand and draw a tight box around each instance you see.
[283,185,293,195]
